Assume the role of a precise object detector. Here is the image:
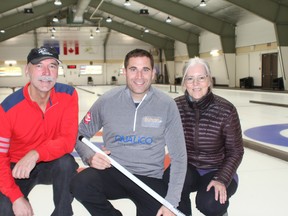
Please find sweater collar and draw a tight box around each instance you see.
[124,85,154,102]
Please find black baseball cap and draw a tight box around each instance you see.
[27,46,61,64]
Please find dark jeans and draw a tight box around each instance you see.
[164,164,238,216]
[70,167,168,216]
[0,154,79,216]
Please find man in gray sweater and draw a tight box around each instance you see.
[71,49,187,216]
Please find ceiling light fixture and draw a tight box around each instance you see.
[51,34,55,39]
[210,49,219,56]
[124,0,131,6]
[0,30,5,33]
[5,60,17,66]
[106,16,112,23]
[200,0,206,7]
[166,16,172,23]
[144,28,149,33]
[96,19,101,33]
[51,27,56,33]
[90,30,94,39]
[52,16,59,22]
[139,9,149,16]
[54,0,62,6]
[24,8,34,14]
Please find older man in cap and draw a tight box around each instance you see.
[0,46,79,216]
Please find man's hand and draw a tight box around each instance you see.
[88,147,111,170]
[12,197,34,216]
[207,180,227,204]
[12,150,39,179]
[156,205,175,216]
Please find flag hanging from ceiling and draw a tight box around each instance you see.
[63,40,79,55]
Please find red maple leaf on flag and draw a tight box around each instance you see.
[63,40,79,55]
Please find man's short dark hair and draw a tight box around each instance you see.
[124,49,154,69]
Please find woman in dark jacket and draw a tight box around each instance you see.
[174,57,244,216]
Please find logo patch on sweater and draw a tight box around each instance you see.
[114,135,153,145]
[141,116,162,128]
[84,112,91,124]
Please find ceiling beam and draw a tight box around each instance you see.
[89,0,199,57]
[0,0,33,13]
[226,0,288,46]
[0,17,48,43]
[135,0,235,36]
[135,0,236,53]
[0,0,77,31]
[85,13,175,61]
[102,24,175,61]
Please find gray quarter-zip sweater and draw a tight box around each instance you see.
[76,85,187,207]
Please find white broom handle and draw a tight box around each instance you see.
[79,136,185,216]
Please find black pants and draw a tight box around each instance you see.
[70,167,168,216]
[0,154,79,216]
[164,164,238,216]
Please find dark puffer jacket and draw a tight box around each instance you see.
[175,90,244,186]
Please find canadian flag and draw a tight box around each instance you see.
[63,40,79,55]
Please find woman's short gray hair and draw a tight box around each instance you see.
[181,57,213,88]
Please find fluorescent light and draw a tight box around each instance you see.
[54,0,62,6]
[5,60,17,65]
[106,16,112,23]
[210,50,219,56]
[200,0,206,7]
[124,0,131,6]
[53,16,59,22]
[166,16,172,23]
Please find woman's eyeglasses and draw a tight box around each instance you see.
[184,75,208,84]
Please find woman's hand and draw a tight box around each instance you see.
[207,180,227,204]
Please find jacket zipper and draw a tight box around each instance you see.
[194,104,200,157]
[133,94,147,132]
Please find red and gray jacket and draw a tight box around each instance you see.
[0,82,78,202]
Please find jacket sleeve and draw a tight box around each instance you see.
[36,89,79,161]
[75,97,104,165]
[0,106,24,202]
[164,100,187,207]
[213,106,244,186]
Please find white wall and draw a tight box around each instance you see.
[199,32,222,53]
[236,17,276,47]
[206,56,229,86]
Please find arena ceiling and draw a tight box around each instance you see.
[0,0,288,59]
